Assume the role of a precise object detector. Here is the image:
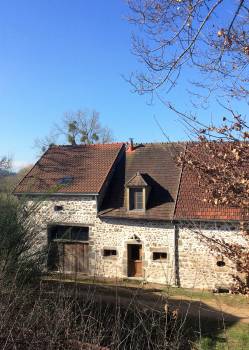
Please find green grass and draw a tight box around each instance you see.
[196,323,249,350]
[164,286,249,308]
[156,286,249,349]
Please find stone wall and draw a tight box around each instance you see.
[28,196,175,285]
[27,196,244,289]
[177,222,246,289]
[93,218,175,284]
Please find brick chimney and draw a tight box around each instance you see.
[127,138,134,153]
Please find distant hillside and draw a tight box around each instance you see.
[0,167,31,193]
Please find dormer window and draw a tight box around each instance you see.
[126,172,150,211]
[129,188,143,210]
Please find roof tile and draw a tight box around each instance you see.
[14,143,124,194]
[99,143,184,221]
[174,143,248,221]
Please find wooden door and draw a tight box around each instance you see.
[127,244,142,277]
[63,243,89,274]
[76,243,89,273]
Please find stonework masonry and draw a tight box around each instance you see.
[28,195,244,289]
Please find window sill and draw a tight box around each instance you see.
[128,209,146,212]
[53,239,89,244]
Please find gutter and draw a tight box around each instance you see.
[14,192,99,197]
[173,223,180,287]
[173,218,241,224]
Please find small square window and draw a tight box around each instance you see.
[217,260,225,267]
[54,205,63,212]
[153,252,167,261]
[103,249,117,257]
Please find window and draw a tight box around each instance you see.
[54,205,63,212]
[153,252,167,261]
[57,176,74,185]
[129,188,144,210]
[48,225,89,242]
[217,260,225,267]
[103,249,117,257]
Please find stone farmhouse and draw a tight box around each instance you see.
[14,141,246,290]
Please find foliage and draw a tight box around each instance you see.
[0,166,32,194]
[0,156,11,171]
[0,194,46,287]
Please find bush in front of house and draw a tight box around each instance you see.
[0,194,46,287]
[0,281,189,350]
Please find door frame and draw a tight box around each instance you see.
[127,243,143,278]
[47,224,91,274]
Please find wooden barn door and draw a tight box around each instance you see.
[63,243,89,274]
[127,244,142,277]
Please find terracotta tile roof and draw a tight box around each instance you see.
[15,140,247,222]
[14,143,124,194]
[99,143,185,221]
[174,143,248,221]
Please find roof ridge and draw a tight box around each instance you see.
[51,142,125,148]
[132,141,188,145]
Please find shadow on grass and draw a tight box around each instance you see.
[43,279,245,349]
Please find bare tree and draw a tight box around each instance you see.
[35,109,113,154]
[127,1,249,293]
[34,132,58,154]
[175,111,249,293]
[57,110,113,145]
[127,0,249,100]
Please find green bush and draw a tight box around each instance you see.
[0,194,46,287]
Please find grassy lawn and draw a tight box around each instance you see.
[164,286,249,349]
[196,323,249,350]
[164,285,249,308]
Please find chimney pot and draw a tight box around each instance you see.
[129,138,134,151]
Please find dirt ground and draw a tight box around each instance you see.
[43,278,249,324]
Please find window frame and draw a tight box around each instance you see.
[102,248,118,258]
[152,251,167,262]
[48,225,89,242]
[128,187,145,211]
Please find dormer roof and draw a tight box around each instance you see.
[126,172,148,187]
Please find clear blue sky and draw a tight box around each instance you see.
[0,0,236,169]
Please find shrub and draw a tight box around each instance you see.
[0,194,46,287]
